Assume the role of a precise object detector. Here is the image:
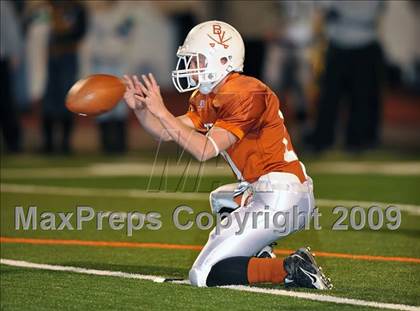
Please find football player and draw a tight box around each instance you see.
[123,21,332,289]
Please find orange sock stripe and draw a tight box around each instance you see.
[247,258,286,284]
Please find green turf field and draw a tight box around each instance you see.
[1,154,420,310]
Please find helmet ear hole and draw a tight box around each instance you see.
[220,57,228,65]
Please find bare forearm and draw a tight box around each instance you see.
[159,111,215,161]
[134,108,172,142]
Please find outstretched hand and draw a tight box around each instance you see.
[123,75,145,111]
[133,73,168,119]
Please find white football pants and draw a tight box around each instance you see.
[189,172,315,287]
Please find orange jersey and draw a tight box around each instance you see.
[186,73,307,183]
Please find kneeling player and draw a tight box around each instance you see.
[123,21,332,290]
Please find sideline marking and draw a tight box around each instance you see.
[1,237,420,264]
[1,258,419,311]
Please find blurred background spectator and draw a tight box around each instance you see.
[381,0,420,93]
[42,0,87,154]
[309,0,385,153]
[1,0,419,156]
[263,1,317,140]
[0,0,24,153]
[8,0,31,114]
[81,1,132,154]
[23,1,50,108]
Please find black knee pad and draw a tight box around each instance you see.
[206,256,250,287]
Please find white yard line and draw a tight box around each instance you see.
[2,161,420,179]
[1,258,419,311]
[0,258,165,282]
[1,163,233,179]
[0,183,207,201]
[308,162,420,176]
[2,183,420,215]
[316,199,420,216]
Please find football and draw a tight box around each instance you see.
[66,74,126,116]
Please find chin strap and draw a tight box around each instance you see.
[199,67,234,94]
[199,83,213,94]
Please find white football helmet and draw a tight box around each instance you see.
[172,20,245,94]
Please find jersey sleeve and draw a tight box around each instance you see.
[185,91,204,130]
[186,108,204,130]
[214,92,266,140]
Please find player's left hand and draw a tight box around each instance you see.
[134,73,169,119]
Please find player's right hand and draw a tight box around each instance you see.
[123,75,145,110]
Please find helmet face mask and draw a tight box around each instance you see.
[172,52,227,94]
[171,21,245,94]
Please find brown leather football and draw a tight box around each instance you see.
[66,74,126,116]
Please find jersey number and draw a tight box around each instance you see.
[282,138,298,162]
[278,110,298,162]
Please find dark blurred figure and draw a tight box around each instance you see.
[43,1,87,154]
[310,1,385,153]
[170,12,196,48]
[9,0,30,113]
[409,0,420,95]
[220,2,280,80]
[0,0,23,153]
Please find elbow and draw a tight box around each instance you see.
[194,150,215,162]
[194,142,219,162]
[153,133,172,142]
[195,156,208,163]
[195,156,206,163]
[163,136,173,142]
[154,136,172,142]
